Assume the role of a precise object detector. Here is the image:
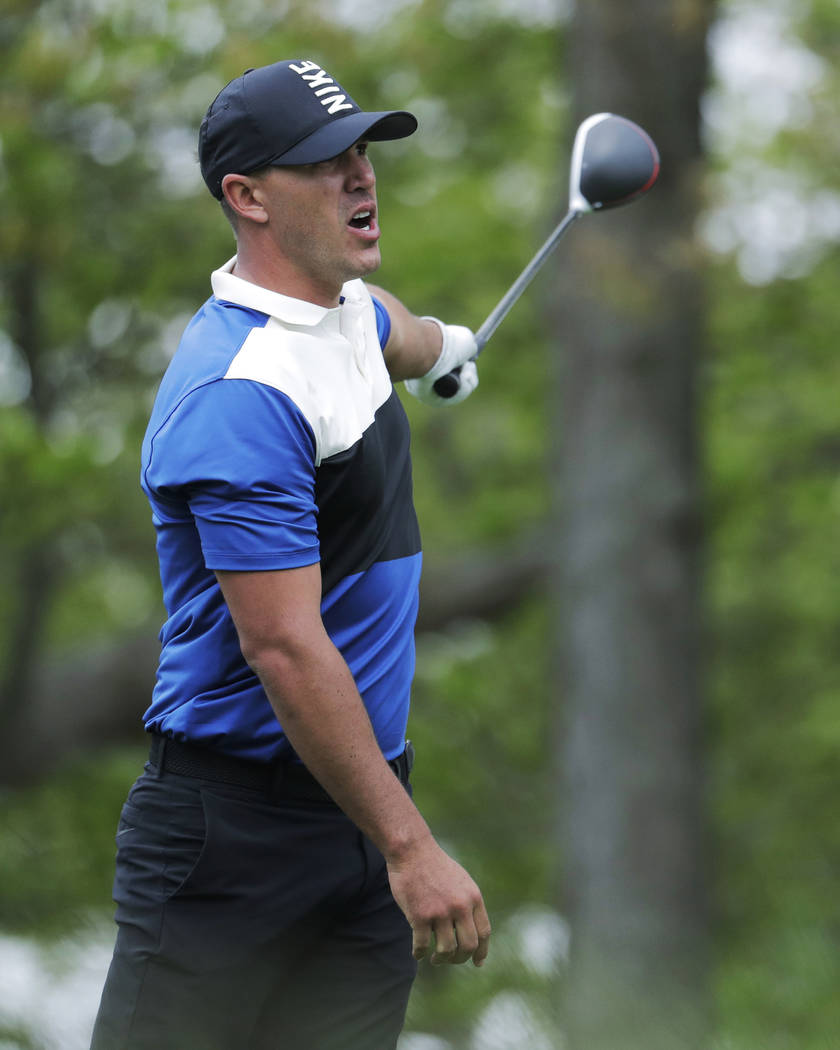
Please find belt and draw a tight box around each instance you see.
[148,733,413,802]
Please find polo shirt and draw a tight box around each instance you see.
[140,258,422,762]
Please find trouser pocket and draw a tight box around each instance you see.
[112,772,208,919]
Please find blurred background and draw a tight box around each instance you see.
[2,0,840,1047]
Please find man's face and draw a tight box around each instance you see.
[256,141,382,304]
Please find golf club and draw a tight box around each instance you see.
[432,113,660,399]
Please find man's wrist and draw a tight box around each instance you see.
[419,317,444,376]
[403,319,479,407]
[381,814,435,867]
[417,318,476,382]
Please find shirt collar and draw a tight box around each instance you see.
[211,256,357,327]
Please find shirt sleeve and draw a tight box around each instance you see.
[143,377,320,571]
[371,295,391,351]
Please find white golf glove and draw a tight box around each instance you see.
[404,317,479,406]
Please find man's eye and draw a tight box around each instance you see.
[356,142,369,156]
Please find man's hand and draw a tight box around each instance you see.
[367,285,479,405]
[386,834,491,967]
[403,319,479,407]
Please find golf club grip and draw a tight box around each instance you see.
[433,366,463,399]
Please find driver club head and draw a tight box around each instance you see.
[568,113,660,213]
[431,113,660,399]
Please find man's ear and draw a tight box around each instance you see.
[221,173,270,224]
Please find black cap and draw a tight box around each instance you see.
[199,59,418,200]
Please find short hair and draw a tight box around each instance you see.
[220,195,239,232]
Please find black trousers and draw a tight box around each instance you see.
[90,741,417,1050]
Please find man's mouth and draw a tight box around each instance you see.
[349,209,372,231]
[348,204,377,235]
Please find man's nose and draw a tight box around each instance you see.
[345,150,375,190]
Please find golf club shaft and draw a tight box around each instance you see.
[475,208,581,352]
[433,208,582,397]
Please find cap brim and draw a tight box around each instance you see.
[267,110,417,166]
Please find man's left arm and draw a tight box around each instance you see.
[367,284,479,405]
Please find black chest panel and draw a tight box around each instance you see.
[314,388,421,594]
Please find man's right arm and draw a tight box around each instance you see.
[366,284,479,406]
[215,563,491,967]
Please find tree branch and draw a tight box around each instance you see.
[0,528,553,784]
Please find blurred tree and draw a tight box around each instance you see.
[552,2,715,1048]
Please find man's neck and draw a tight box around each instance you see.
[231,248,342,309]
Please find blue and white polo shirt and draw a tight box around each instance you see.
[140,258,422,762]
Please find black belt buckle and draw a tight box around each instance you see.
[389,739,414,785]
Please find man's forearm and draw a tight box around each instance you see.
[215,564,491,967]
[365,284,442,380]
[248,634,432,862]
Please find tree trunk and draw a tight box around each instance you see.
[0,262,61,739]
[553,3,715,1047]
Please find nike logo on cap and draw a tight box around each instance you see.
[288,60,355,115]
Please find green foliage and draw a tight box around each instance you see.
[0,748,144,936]
[404,596,558,1041]
[0,1024,40,1050]
[707,249,840,1049]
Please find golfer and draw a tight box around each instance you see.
[90,58,488,1050]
